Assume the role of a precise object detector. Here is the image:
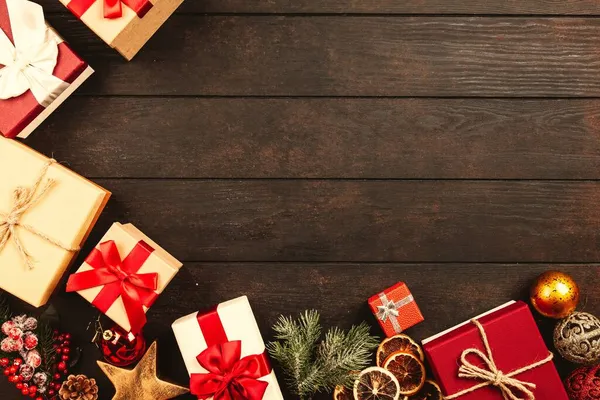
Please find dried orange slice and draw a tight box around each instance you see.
[383,351,426,396]
[377,334,424,367]
[334,385,353,400]
[353,367,400,400]
[407,380,443,400]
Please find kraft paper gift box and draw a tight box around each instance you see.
[66,222,183,333]
[422,301,568,400]
[0,138,110,307]
[0,0,94,139]
[172,296,284,400]
[369,281,424,337]
[60,0,183,60]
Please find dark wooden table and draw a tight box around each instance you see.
[3,0,600,399]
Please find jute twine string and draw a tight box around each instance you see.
[445,319,554,400]
[0,159,80,269]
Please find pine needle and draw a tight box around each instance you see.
[268,311,378,400]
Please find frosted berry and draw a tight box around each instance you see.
[11,315,26,326]
[32,372,47,388]
[23,333,38,350]
[1,321,15,335]
[19,364,34,382]
[25,350,41,368]
[8,327,23,340]
[21,318,37,331]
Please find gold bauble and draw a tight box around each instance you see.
[530,270,579,319]
[97,341,189,400]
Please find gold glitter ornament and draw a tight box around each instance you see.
[530,270,579,319]
[97,341,189,400]
[554,311,600,365]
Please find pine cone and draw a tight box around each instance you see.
[59,374,99,400]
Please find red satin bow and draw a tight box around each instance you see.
[66,240,158,334]
[67,0,152,19]
[190,341,270,400]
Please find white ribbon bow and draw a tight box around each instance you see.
[0,0,69,107]
[377,301,400,322]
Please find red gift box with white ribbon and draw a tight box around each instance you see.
[172,296,284,400]
[0,0,93,139]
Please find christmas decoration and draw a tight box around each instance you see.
[0,298,75,399]
[67,222,182,334]
[59,0,183,60]
[353,367,400,400]
[0,0,94,139]
[554,311,600,365]
[369,282,424,337]
[422,301,567,400]
[376,334,424,367]
[0,139,110,307]
[97,341,188,400]
[333,385,353,400]
[59,374,98,400]
[172,296,284,400]
[266,309,378,400]
[410,380,443,400]
[382,351,425,395]
[564,364,600,400]
[100,325,146,367]
[530,270,579,319]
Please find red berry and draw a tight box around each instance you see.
[28,385,37,394]
[57,335,64,341]
[4,368,10,376]
[16,383,23,389]
[13,358,22,366]
[21,388,29,395]
[47,390,55,396]
[61,347,70,355]
[17,375,23,381]
[0,358,8,367]
[22,383,28,388]
[36,397,43,400]
[57,362,66,371]
[55,348,62,354]
[53,373,61,380]
[9,375,18,383]
[61,355,69,361]
[28,393,36,398]
[9,366,17,374]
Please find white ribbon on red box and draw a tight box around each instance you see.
[0,0,69,107]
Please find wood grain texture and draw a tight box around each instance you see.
[28,98,600,179]
[66,179,600,263]
[38,0,600,15]
[44,15,600,97]
[3,263,597,399]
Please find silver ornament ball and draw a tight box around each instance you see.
[554,311,600,365]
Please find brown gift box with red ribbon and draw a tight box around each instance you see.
[66,222,182,333]
[59,0,183,60]
[172,296,284,400]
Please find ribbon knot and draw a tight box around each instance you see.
[0,160,80,270]
[376,300,400,322]
[190,341,270,400]
[0,0,70,107]
[446,319,555,400]
[66,240,159,334]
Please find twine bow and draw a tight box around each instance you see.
[377,300,400,322]
[445,319,554,400]
[0,160,80,269]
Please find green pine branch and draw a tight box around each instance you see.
[267,310,378,400]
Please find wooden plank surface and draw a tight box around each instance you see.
[29,98,600,179]
[44,15,600,97]
[40,0,600,15]
[71,180,600,263]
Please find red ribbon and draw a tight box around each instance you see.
[67,0,152,19]
[66,240,159,334]
[189,307,271,400]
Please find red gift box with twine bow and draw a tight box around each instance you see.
[66,222,182,334]
[422,301,567,400]
[368,282,424,337]
[0,0,92,138]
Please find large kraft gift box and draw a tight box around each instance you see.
[172,296,284,400]
[59,0,183,60]
[66,222,183,333]
[0,138,110,307]
[422,301,568,400]
[0,0,94,139]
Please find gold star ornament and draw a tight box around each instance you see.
[98,341,189,400]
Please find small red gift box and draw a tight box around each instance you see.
[422,301,568,400]
[368,282,424,337]
[0,0,93,139]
